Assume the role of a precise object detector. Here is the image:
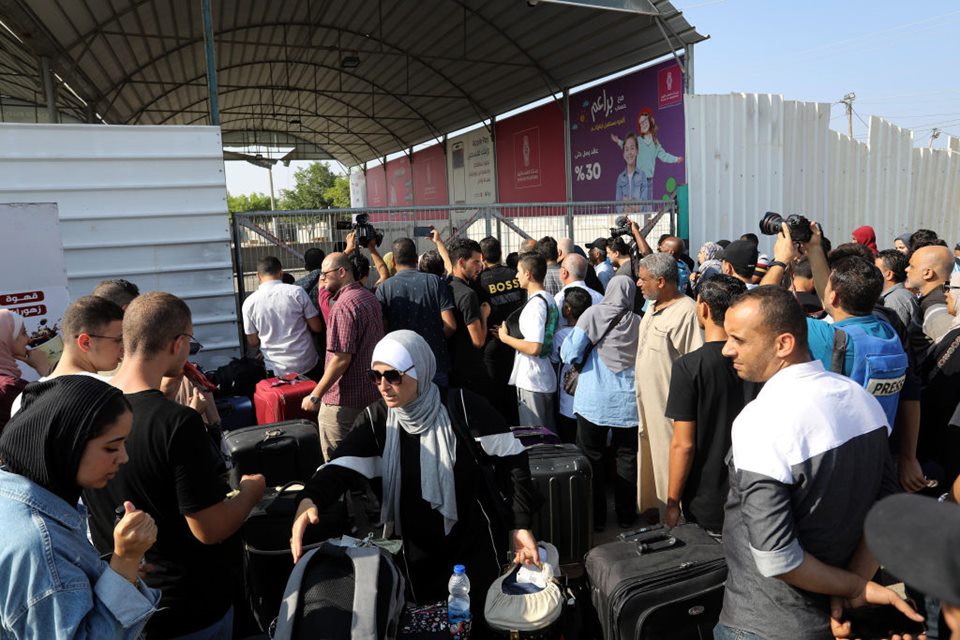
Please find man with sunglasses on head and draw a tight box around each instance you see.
[242,255,323,380]
[85,292,266,639]
[9,295,125,416]
[301,252,385,461]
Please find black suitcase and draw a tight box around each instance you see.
[527,443,593,566]
[224,420,321,488]
[585,523,727,640]
[241,483,351,632]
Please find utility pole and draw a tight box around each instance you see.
[841,92,856,138]
[928,128,941,149]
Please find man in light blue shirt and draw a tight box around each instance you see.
[587,238,614,290]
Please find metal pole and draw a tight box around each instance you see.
[685,44,694,94]
[39,57,58,124]
[230,213,248,357]
[562,89,575,240]
[267,166,276,210]
[488,116,498,239]
[200,0,220,126]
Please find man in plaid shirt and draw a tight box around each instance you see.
[302,252,385,460]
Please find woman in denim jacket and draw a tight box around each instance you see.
[0,376,159,639]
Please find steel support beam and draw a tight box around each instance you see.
[200,0,220,125]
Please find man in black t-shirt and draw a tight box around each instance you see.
[664,275,753,534]
[376,238,456,388]
[478,236,526,423]
[84,292,266,639]
[446,238,492,396]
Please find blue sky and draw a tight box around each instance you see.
[226,0,960,196]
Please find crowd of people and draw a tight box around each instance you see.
[0,215,959,639]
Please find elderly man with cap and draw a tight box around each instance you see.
[587,237,615,290]
[721,240,760,288]
[292,330,541,631]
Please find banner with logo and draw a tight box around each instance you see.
[0,203,70,379]
[366,163,387,207]
[385,156,413,207]
[412,144,448,206]
[495,102,567,204]
[446,128,495,205]
[569,57,686,204]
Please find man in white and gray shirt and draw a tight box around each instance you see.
[242,255,323,379]
[716,286,908,640]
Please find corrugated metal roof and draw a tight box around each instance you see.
[0,0,705,165]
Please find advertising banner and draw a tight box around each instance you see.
[349,166,367,208]
[495,102,567,204]
[569,57,686,205]
[366,163,387,207]
[446,128,495,205]
[385,156,413,207]
[0,203,70,380]
[412,144,448,207]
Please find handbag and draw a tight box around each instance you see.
[562,309,629,395]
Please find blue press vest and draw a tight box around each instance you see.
[834,322,908,426]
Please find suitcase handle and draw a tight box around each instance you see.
[635,533,677,555]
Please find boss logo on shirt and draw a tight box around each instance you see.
[865,375,906,396]
[487,280,520,294]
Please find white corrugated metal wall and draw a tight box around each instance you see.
[0,123,239,368]
[685,94,960,257]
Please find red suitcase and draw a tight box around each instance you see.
[253,374,317,424]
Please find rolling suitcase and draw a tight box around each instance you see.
[254,373,316,424]
[527,443,592,567]
[216,395,256,431]
[585,523,727,640]
[224,419,321,488]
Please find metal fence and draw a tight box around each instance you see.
[231,200,677,301]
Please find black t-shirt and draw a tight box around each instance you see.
[83,390,233,638]
[918,327,960,480]
[376,269,455,382]
[448,276,485,386]
[664,342,758,532]
[478,264,525,326]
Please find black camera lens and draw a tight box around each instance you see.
[759,212,785,236]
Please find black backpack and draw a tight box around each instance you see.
[209,357,267,398]
[273,542,406,640]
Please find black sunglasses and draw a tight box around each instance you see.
[366,365,415,386]
[179,333,203,355]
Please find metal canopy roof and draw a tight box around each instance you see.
[0,0,706,166]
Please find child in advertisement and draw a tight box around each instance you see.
[614,132,649,211]
[611,107,684,197]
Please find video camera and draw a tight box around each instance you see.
[609,215,633,239]
[759,211,813,244]
[335,213,384,248]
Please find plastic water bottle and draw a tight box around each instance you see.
[447,564,471,637]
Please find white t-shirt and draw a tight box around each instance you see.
[552,325,575,419]
[242,280,320,376]
[9,371,109,417]
[508,291,557,394]
[554,281,604,309]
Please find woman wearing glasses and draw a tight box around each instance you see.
[291,330,541,632]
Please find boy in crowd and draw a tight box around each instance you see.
[552,287,593,443]
[499,252,559,431]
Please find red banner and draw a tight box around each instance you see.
[385,156,413,207]
[495,102,567,208]
[366,164,387,207]
[412,145,448,206]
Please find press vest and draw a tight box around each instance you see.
[831,321,908,426]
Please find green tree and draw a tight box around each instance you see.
[324,175,351,209]
[227,191,273,213]
[279,162,342,210]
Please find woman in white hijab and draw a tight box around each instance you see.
[292,330,540,629]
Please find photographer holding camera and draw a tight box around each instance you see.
[761,219,926,494]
